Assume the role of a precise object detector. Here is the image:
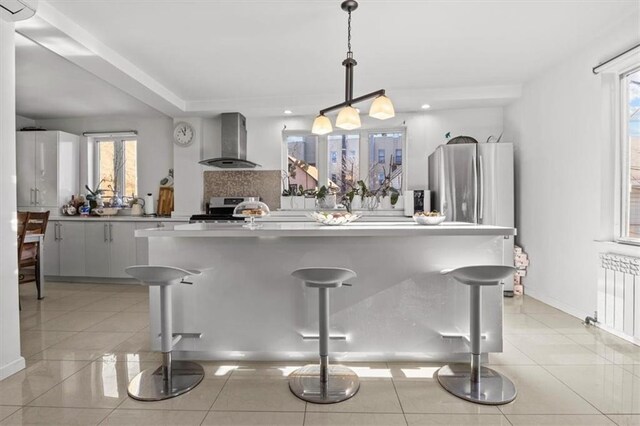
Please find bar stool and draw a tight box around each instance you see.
[125,265,205,401]
[437,265,517,405]
[288,267,360,404]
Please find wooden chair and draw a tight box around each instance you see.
[18,210,49,299]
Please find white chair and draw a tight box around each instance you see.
[436,265,517,405]
[288,267,360,404]
[125,265,205,401]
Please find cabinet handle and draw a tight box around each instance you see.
[109,224,113,242]
[104,224,108,242]
[34,188,39,205]
[58,223,63,241]
[30,188,34,205]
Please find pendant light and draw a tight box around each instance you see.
[311,0,394,135]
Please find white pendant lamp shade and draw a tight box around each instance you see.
[369,95,395,120]
[311,114,333,135]
[336,106,361,130]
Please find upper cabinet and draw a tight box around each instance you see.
[16,131,80,210]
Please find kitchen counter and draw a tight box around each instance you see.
[140,220,514,362]
[51,215,188,222]
[136,221,515,237]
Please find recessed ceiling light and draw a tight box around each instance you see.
[284,110,293,115]
[421,104,431,110]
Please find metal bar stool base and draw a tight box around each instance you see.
[436,364,517,405]
[128,361,205,401]
[289,364,360,404]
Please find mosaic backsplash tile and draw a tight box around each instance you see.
[203,170,281,210]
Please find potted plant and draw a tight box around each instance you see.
[316,185,337,210]
[303,188,318,210]
[291,184,304,210]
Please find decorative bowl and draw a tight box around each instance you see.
[93,207,120,216]
[413,213,446,225]
[308,211,361,226]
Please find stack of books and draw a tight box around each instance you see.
[513,245,529,295]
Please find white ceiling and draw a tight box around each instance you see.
[16,34,165,119]
[16,0,638,119]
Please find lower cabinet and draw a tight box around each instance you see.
[44,220,176,279]
[44,221,86,276]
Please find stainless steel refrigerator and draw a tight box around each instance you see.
[428,143,515,292]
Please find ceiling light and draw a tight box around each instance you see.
[421,104,431,110]
[336,106,361,130]
[284,110,293,115]
[311,114,333,135]
[311,0,394,135]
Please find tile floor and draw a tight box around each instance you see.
[2,282,640,425]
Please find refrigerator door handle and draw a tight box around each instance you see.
[472,155,478,224]
[479,154,484,222]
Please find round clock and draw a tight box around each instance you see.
[173,122,194,147]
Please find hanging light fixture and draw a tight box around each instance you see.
[311,0,395,135]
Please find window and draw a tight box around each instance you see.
[327,134,360,193]
[368,132,404,192]
[623,67,640,240]
[284,134,318,192]
[96,139,137,199]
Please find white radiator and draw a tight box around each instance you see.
[598,253,640,343]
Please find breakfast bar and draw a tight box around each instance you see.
[136,222,515,362]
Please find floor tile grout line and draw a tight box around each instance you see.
[386,363,410,426]
[603,413,622,425]
[206,368,234,412]
[536,363,608,417]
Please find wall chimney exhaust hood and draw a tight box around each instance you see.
[199,112,260,169]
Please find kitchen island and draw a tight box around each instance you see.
[137,222,515,362]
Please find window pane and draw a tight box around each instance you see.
[327,134,360,193]
[628,69,640,239]
[123,140,138,197]
[285,135,318,192]
[368,132,403,192]
[98,140,115,198]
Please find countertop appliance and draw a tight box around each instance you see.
[403,189,430,217]
[199,113,261,169]
[428,143,515,294]
[189,196,259,223]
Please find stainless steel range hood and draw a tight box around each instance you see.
[199,112,260,168]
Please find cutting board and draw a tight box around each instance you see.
[157,187,174,216]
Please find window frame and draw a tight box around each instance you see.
[282,126,407,194]
[92,137,138,198]
[619,65,640,245]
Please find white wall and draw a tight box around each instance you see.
[35,116,173,202]
[172,108,503,213]
[503,14,640,318]
[16,115,34,129]
[0,19,26,380]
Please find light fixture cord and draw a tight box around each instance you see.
[347,10,352,55]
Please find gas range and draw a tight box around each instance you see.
[189,196,259,223]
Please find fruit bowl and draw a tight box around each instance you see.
[413,212,446,225]
[308,211,361,226]
[93,207,120,216]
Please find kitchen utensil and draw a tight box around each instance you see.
[157,187,174,216]
[131,203,144,216]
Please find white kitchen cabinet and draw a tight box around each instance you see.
[43,221,85,277]
[43,221,60,276]
[84,222,111,278]
[16,131,79,211]
[85,221,136,278]
[109,222,136,278]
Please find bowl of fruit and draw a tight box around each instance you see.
[308,211,361,226]
[413,211,446,225]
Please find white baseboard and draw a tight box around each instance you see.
[0,356,25,381]
[524,288,589,322]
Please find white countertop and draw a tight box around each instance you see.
[51,215,188,222]
[136,221,516,238]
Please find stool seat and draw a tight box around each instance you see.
[442,265,515,286]
[292,267,356,288]
[125,266,201,286]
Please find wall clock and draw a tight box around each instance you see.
[173,121,194,147]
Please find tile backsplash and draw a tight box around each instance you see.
[203,170,281,210]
